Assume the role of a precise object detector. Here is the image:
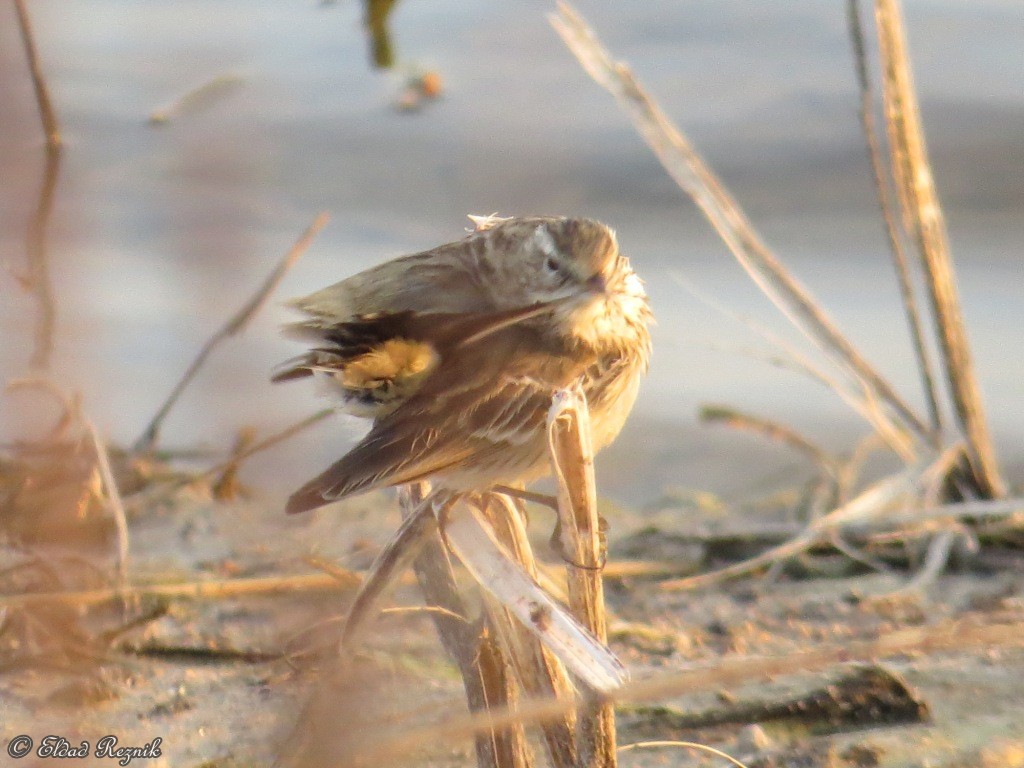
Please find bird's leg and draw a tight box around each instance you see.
[491,483,600,568]
[492,484,558,511]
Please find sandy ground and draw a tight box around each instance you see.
[3,466,1023,768]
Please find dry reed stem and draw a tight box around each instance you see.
[660,447,961,591]
[0,572,356,609]
[846,0,943,436]
[547,386,616,767]
[483,493,579,768]
[400,485,534,768]
[873,0,1005,497]
[14,0,61,370]
[134,212,330,452]
[344,614,1024,765]
[551,2,929,447]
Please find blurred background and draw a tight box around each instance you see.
[2,0,1021,508]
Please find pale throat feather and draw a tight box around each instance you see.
[564,274,651,357]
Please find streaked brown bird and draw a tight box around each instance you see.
[274,215,652,515]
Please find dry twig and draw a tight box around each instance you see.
[134,212,329,452]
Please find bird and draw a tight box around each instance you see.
[273,215,652,515]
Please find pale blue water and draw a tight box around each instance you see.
[1,1,1021,503]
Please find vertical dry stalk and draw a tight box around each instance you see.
[846,0,943,437]
[482,493,579,768]
[401,485,533,768]
[14,0,61,147]
[14,0,62,370]
[548,386,616,768]
[872,0,1005,497]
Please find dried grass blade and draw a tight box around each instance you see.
[84,420,130,593]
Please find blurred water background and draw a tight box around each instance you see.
[2,0,1021,506]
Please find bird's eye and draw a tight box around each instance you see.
[544,256,559,272]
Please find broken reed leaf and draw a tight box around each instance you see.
[441,499,627,695]
[550,2,931,449]
[339,489,447,650]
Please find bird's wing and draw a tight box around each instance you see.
[283,216,575,332]
[285,331,583,514]
[286,238,495,331]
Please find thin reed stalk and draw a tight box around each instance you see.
[548,386,616,768]
[846,0,943,437]
[872,0,1005,497]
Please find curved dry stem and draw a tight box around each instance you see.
[551,2,930,446]
[618,740,749,768]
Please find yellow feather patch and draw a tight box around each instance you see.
[341,339,438,391]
